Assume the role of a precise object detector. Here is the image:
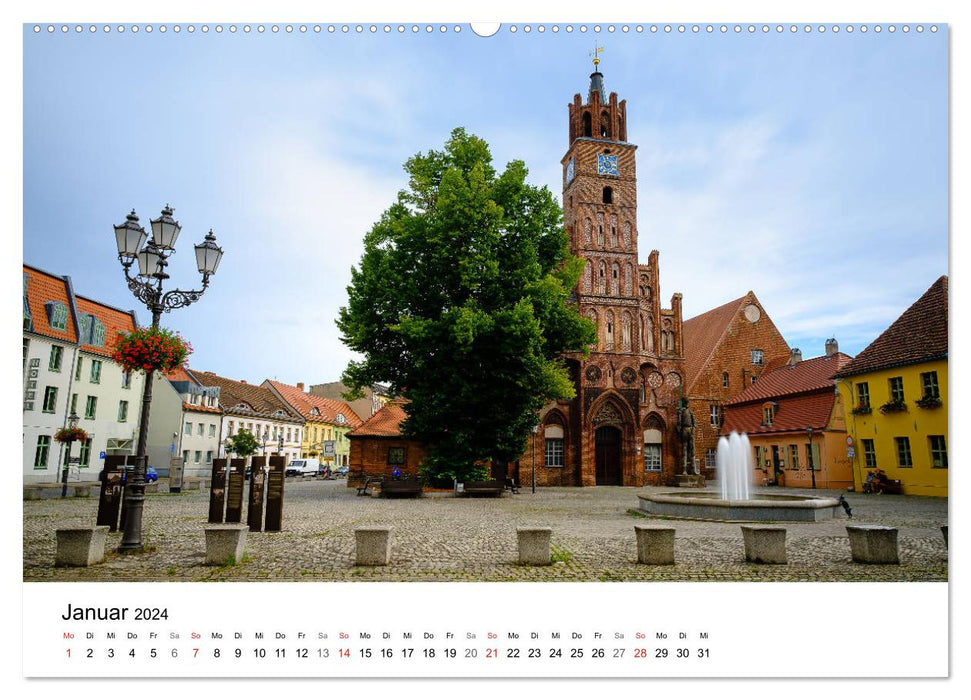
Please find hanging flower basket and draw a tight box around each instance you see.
[111,326,193,373]
[54,426,89,444]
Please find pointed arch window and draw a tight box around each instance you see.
[582,111,592,137]
[600,111,611,138]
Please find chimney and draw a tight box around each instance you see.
[788,348,802,366]
[297,382,304,391]
[825,338,839,357]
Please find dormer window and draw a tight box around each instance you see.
[762,402,777,427]
[45,301,69,331]
[233,403,251,411]
[310,407,320,416]
[336,413,346,424]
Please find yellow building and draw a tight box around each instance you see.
[834,276,948,496]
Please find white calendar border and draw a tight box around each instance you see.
[8,0,964,694]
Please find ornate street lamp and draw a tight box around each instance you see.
[113,206,224,553]
[60,411,80,498]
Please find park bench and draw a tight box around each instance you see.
[462,480,505,497]
[380,478,423,498]
[504,478,520,494]
[357,476,384,497]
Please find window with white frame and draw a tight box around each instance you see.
[544,424,565,467]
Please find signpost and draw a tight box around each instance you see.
[225,458,246,523]
[265,456,285,532]
[208,458,228,523]
[248,456,267,532]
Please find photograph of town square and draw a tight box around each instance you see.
[22,24,947,583]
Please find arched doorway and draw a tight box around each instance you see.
[595,426,623,485]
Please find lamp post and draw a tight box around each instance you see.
[531,424,539,494]
[113,206,223,553]
[807,426,817,490]
[60,411,80,498]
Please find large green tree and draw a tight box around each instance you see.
[338,128,596,481]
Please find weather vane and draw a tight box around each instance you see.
[590,42,604,69]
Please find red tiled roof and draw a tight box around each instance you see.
[191,370,301,422]
[22,264,78,343]
[166,367,197,384]
[266,381,364,428]
[726,352,853,405]
[74,295,137,358]
[183,402,222,415]
[348,400,408,437]
[681,295,748,391]
[722,391,837,435]
[834,276,948,378]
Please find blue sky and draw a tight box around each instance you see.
[22,23,947,386]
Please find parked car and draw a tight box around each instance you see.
[286,458,320,477]
[333,465,349,478]
[118,466,159,484]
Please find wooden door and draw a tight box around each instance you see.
[595,426,623,485]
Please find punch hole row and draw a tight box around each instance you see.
[32,23,939,36]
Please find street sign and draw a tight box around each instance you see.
[170,443,176,455]
[845,436,854,446]
[323,441,336,456]
[99,451,106,460]
[847,447,855,458]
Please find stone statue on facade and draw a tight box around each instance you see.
[677,399,696,475]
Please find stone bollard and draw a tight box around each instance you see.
[634,525,676,565]
[741,525,787,564]
[204,524,249,565]
[942,525,948,547]
[55,526,110,567]
[847,525,899,564]
[517,527,552,565]
[355,527,392,566]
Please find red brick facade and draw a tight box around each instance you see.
[516,70,686,488]
[681,293,790,478]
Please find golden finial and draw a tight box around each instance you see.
[589,42,604,68]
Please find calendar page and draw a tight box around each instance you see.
[17,0,957,689]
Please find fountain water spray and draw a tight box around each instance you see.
[717,430,752,501]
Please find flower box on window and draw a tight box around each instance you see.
[879,399,908,414]
[851,404,872,415]
[915,395,942,410]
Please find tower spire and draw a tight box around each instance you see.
[587,43,606,103]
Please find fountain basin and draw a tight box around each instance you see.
[637,491,839,522]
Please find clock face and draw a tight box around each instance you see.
[597,153,618,176]
[565,158,575,184]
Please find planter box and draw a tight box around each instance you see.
[634,526,675,565]
[204,524,249,565]
[55,526,110,567]
[741,525,787,564]
[355,527,392,566]
[517,527,552,565]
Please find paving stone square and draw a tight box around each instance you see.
[23,479,948,582]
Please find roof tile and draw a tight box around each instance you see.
[348,400,408,437]
[834,276,948,377]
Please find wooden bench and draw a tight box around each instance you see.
[356,476,384,496]
[462,480,505,497]
[380,479,423,498]
[504,478,521,494]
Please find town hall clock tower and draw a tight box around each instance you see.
[526,55,686,488]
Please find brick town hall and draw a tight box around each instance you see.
[524,61,687,488]
[349,61,792,489]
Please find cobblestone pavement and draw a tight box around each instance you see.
[23,480,948,582]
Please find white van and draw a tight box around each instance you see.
[286,458,321,477]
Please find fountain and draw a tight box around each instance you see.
[636,431,839,522]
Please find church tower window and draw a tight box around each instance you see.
[603,186,613,204]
